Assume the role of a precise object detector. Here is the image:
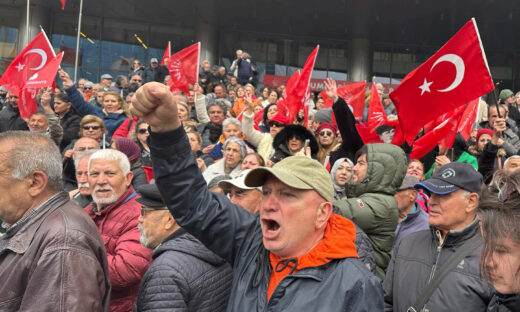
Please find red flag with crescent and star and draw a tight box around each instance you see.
[390,18,494,144]
[167,42,200,94]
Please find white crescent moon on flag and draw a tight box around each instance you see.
[23,49,47,70]
[430,54,465,92]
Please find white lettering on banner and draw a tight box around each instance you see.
[169,61,183,80]
[25,80,48,85]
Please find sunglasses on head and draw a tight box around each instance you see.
[83,125,101,130]
[319,130,333,137]
[138,128,149,134]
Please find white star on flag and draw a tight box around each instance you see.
[419,78,433,95]
[15,63,25,72]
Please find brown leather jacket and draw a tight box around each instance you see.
[0,192,111,311]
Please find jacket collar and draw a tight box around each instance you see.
[88,186,137,217]
[432,217,480,248]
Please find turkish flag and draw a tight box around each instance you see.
[167,42,200,94]
[390,18,494,144]
[161,41,171,66]
[457,97,480,140]
[19,52,64,118]
[0,31,56,95]
[410,105,466,159]
[286,46,319,122]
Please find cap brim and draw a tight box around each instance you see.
[245,167,313,190]
[415,179,459,194]
[135,197,165,207]
[218,179,254,191]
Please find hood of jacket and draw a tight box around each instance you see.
[272,124,319,154]
[346,143,407,197]
[154,228,227,267]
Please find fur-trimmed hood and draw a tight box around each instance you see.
[272,124,319,154]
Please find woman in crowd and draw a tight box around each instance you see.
[187,130,214,173]
[270,124,319,164]
[130,120,152,167]
[258,103,278,133]
[469,128,508,183]
[59,69,130,141]
[479,171,520,311]
[208,118,251,161]
[203,137,246,183]
[233,84,261,117]
[241,152,265,171]
[330,158,354,201]
[315,122,340,165]
[406,158,429,213]
[178,100,191,123]
[111,137,148,188]
[53,92,81,152]
[261,89,279,107]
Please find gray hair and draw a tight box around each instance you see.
[207,99,229,115]
[0,131,63,191]
[84,81,94,87]
[223,117,241,130]
[223,136,247,158]
[88,149,131,175]
[504,155,520,169]
[74,149,98,170]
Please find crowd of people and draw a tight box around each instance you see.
[0,48,519,312]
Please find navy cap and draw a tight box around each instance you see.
[415,162,483,194]
[136,184,166,208]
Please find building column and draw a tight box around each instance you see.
[348,38,372,82]
[346,0,374,82]
[18,3,51,52]
[195,0,218,66]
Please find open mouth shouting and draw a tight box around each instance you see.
[261,218,281,239]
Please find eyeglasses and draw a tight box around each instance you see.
[84,87,92,90]
[83,125,101,130]
[140,206,168,216]
[319,130,333,137]
[269,122,285,128]
[138,128,149,134]
[76,146,97,152]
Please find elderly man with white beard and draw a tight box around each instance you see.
[69,149,96,208]
[84,149,152,312]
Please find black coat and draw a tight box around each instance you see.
[487,293,520,312]
[59,109,81,152]
[133,228,232,312]
[0,104,28,132]
[270,124,319,163]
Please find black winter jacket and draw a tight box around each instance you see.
[134,228,232,312]
[383,219,493,311]
[0,104,28,132]
[149,127,384,312]
[59,109,81,152]
[487,292,520,312]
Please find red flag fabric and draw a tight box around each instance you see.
[410,105,466,159]
[0,31,56,95]
[355,122,382,144]
[390,18,494,144]
[284,70,300,100]
[167,42,200,94]
[367,83,388,130]
[457,97,480,140]
[161,41,171,66]
[60,0,66,10]
[286,46,319,122]
[321,81,366,122]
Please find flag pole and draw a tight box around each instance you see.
[73,0,84,83]
[25,0,30,46]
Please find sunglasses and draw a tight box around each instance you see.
[76,146,97,152]
[138,128,149,134]
[269,122,285,128]
[319,130,333,137]
[84,87,92,90]
[132,79,142,82]
[83,125,101,130]
[140,206,168,217]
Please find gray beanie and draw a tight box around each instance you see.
[313,108,332,124]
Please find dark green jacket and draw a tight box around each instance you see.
[335,143,407,280]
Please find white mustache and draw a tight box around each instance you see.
[78,182,89,188]
[93,185,113,193]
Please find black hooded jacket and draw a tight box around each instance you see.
[270,124,319,163]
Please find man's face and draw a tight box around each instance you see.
[101,78,111,88]
[203,63,210,72]
[96,91,105,104]
[138,208,170,249]
[187,91,195,104]
[88,159,132,207]
[78,79,86,91]
[0,143,33,224]
[352,153,368,183]
[6,93,18,108]
[488,106,506,128]
[150,62,158,69]
[505,158,520,175]
[76,156,91,196]
[130,75,142,86]
[73,138,99,159]
[229,186,262,214]
[28,114,48,133]
[208,105,225,124]
[260,176,326,258]
[230,77,237,86]
[428,189,475,233]
[214,86,225,98]
[483,235,520,294]
[394,189,417,215]
[236,50,242,58]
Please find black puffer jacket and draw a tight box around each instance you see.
[134,228,232,312]
[383,219,493,311]
[270,124,319,163]
[487,293,520,312]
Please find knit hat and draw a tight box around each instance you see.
[316,122,337,136]
[313,108,332,124]
[245,156,334,202]
[499,89,514,101]
[476,128,493,142]
[113,137,141,163]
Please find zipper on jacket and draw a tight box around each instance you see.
[427,230,444,284]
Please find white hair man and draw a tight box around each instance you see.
[0,131,110,311]
[85,149,152,312]
[69,149,97,208]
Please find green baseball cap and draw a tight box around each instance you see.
[245,156,334,202]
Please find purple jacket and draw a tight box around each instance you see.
[392,204,429,253]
